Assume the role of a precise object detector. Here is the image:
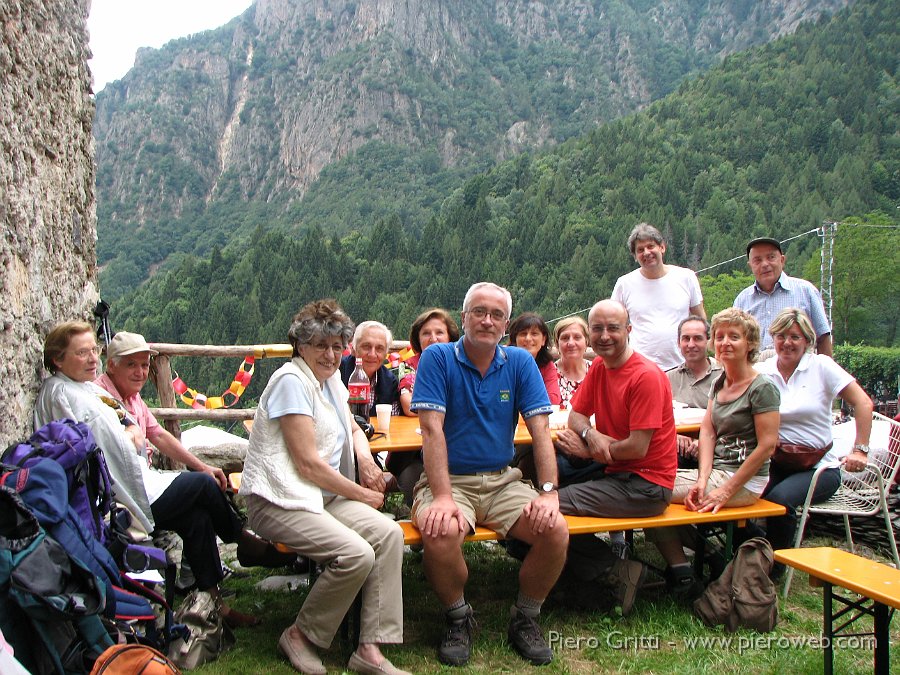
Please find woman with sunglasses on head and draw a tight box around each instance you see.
[756,307,872,576]
[509,312,562,406]
[506,312,561,483]
[390,308,460,506]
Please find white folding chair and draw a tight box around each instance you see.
[783,412,900,597]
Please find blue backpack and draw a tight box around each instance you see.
[0,485,113,674]
[2,420,184,649]
[1,456,121,615]
[2,419,168,578]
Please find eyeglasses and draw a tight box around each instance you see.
[467,307,507,322]
[774,333,806,343]
[307,342,345,354]
[70,346,100,358]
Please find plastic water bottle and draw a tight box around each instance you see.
[348,357,371,421]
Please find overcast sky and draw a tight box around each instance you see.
[87,0,254,91]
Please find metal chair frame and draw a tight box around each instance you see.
[783,412,900,597]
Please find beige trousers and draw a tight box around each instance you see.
[246,494,404,647]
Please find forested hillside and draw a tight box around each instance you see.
[114,0,897,397]
[94,0,851,298]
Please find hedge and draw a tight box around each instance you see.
[833,345,900,402]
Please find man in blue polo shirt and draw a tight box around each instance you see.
[411,282,568,667]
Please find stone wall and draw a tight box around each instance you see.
[0,0,96,446]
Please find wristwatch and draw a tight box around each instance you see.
[852,444,870,455]
[580,426,592,441]
[540,481,557,494]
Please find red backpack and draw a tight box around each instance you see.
[90,643,181,674]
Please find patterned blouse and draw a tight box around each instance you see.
[556,358,592,408]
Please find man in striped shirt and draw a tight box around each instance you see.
[734,237,832,356]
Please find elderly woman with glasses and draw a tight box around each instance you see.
[756,308,873,567]
[35,321,265,628]
[240,300,408,675]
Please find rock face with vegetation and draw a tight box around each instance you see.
[93,0,851,298]
[117,0,897,400]
[0,0,96,446]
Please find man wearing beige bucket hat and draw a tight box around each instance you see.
[94,331,293,626]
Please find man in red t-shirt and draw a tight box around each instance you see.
[555,299,677,615]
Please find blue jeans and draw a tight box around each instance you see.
[557,454,606,486]
[763,466,841,550]
[151,472,242,591]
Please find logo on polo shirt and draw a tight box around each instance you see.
[499,390,510,402]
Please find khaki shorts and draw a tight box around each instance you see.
[411,467,537,537]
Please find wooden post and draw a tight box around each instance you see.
[149,354,182,470]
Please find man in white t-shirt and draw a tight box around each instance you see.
[612,223,706,370]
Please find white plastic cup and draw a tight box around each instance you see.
[375,404,392,432]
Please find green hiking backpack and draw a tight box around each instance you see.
[693,536,779,632]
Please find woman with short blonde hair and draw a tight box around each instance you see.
[758,308,872,574]
[650,308,780,596]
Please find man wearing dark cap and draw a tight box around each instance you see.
[733,237,832,356]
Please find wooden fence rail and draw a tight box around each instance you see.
[145,341,412,439]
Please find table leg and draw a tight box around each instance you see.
[824,582,834,675]
[873,602,889,675]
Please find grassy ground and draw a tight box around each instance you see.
[193,532,899,674]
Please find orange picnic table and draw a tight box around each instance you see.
[244,411,702,452]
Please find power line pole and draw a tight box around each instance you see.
[819,220,837,326]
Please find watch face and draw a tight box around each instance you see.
[541,482,554,492]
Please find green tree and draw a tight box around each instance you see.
[699,272,755,317]
[803,214,900,346]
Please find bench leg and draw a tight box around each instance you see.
[823,582,834,675]
[874,602,890,675]
[724,523,734,560]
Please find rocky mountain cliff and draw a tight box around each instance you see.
[1,0,96,446]
[93,0,851,297]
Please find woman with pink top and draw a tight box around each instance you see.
[509,312,562,405]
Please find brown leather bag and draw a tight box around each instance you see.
[771,441,832,472]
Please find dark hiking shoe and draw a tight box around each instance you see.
[439,605,476,666]
[610,539,631,560]
[611,558,647,617]
[508,609,553,665]
[665,565,705,601]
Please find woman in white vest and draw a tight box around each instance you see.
[240,299,408,675]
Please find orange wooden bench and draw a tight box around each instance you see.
[775,547,900,675]
[230,472,783,556]
[398,500,786,557]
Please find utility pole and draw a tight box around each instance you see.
[818,220,837,326]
